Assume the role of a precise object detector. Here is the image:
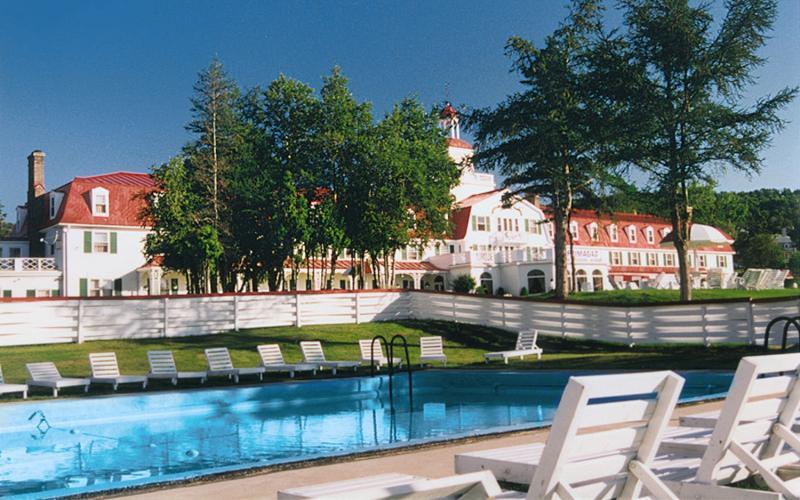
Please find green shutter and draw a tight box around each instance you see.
[2,290,10,298]
[26,290,35,297]
[114,278,122,296]
[51,290,60,297]
[525,219,530,232]
[79,278,88,297]
[110,232,118,254]
[84,231,92,253]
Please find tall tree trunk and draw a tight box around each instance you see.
[672,183,693,301]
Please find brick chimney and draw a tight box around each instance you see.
[26,150,46,255]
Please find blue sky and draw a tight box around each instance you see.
[0,1,798,213]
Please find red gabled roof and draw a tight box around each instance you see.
[447,137,473,149]
[567,209,734,252]
[392,261,446,271]
[44,171,156,228]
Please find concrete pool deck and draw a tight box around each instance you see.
[122,399,723,500]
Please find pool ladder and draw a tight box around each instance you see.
[763,316,800,352]
[369,335,413,411]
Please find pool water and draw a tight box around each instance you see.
[0,370,731,498]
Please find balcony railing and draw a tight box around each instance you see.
[0,258,59,272]
[427,248,552,268]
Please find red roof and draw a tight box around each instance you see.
[447,137,473,149]
[440,102,458,119]
[568,209,734,252]
[44,171,156,228]
[392,261,446,271]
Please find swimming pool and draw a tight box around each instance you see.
[0,369,731,498]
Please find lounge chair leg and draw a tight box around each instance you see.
[142,381,148,389]
[23,390,27,399]
[234,375,239,384]
[289,371,295,378]
[113,383,118,391]
[172,378,177,386]
[332,368,337,375]
[53,388,58,397]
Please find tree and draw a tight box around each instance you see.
[0,201,12,238]
[184,59,245,292]
[613,0,797,300]
[469,0,616,299]
[787,253,800,284]
[734,232,785,269]
[142,157,223,294]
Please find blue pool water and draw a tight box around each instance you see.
[0,370,732,498]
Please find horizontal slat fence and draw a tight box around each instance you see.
[0,289,797,347]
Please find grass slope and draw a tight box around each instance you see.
[0,320,763,401]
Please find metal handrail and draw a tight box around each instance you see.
[763,316,800,352]
[369,335,413,412]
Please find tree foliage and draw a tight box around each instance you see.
[610,0,797,299]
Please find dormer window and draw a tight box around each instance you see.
[608,224,619,242]
[660,227,671,238]
[588,223,599,241]
[569,221,579,240]
[92,187,109,216]
[49,192,63,220]
[627,225,638,243]
[645,227,655,244]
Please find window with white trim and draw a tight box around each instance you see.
[589,223,599,241]
[647,252,658,266]
[718,255,728,268]
[569,221,579,240]
[629,252,640,265]
[645,227,655,244]
[627,226,637,243]
[698,254,707,268]
[608,224,618,242]
[93,232,110,253]
[664,253,675,266]
[609,251,622,266]
[471,215,490,232]
[91,187,109,216]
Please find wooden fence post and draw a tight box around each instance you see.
[233,294,239,332]
[626,307,634,347]
[355,293,361,324]
[560,303,567,338]
[452,294,457,323]
[747,300,756,345]
[501,298,507,330]
[295,293,302,327]
[162,297,169,338]
[76,300,84,344]
[702,305,710,347]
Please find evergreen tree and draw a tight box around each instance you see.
[0,201,12,238]
[612,0,797,300]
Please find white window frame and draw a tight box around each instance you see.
[610,251,622,266]
[569,221,579,240]
[664,253,675,267]
[629,252,640,266]
[608,224,618,242]
[91,187,110,217]
[588,223,599,241]
[93,231,110,253]
[627,225,638,243]
[718,255,728,268]
[647,252,658,266]
[645,227,655,244]
[698,254,707,268]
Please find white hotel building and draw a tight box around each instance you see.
[0,106,735,298]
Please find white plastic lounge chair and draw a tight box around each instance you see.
[146,350,206,385]
[651,353,800,499]
[456,371,685,499]
[419,336,446,366]
[484,330,543,364]
[89,352,147,391]
[299,341,360,375]
[277,471,501,500]
[26,362,91,397]
[359,339,402,369]
[257,344,317,378]
[0,363,27,398]
[204,347,264,383]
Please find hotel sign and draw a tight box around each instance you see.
[574,248,604,264]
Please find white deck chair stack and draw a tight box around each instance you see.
[359,339,402,369]
[146,350,206,385]
[484,330,543,364]
[26,362,91,397]
[456,371,685,499]
[257,344,317,378]
[205,347,267,382]
[0,363,27,399]
[299,341,360,375]
[278,471,502,499]
[89,352,147,391]
[419,336,447,366]
[652,353,800,499]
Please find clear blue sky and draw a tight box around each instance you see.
[1,1,798,214]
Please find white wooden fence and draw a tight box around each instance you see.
[0,289,798,347]
[409,292,800,346]
[0,291,409,347]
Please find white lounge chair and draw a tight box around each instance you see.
[0,363,27,398]
[26,362,91,397]
[146,350,206,385]
[484,330,543,364]
[204,347,265,383]
[89,352,147,391]
[419,336,446,366]
[651,353,800,499]
[455,371,685,499]
[299,341,360,375]
[277,471,501,499]
[257,344,317,378]
[359,339,402,369]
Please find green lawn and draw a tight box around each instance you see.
[0,320,763,401]
[526,288,800,305]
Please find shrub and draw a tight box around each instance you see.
[519,286,529,296]
[474,285,488,295]
[452,274,476,293]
